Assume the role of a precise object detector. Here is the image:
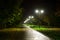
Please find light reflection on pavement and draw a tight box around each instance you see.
[0,24,52,40]
[23,24,51,40]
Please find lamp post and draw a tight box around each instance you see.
[35,9,44,28]
[24,16,34,23]
[35,10,44,14]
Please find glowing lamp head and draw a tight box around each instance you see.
[41,10,44,13]
[35,10,39,13]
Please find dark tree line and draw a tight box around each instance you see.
[0,0,23,28]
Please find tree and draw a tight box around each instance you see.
[0,0,23,28]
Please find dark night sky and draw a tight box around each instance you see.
[22,0,55,21]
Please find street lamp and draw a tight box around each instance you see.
[24,16,34,23]
[35,9,44,28]
[31,16,34,18]
[28,16,34,19]
[35,10,39,13]
[41,10,44,13]
[35,9,44,14]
